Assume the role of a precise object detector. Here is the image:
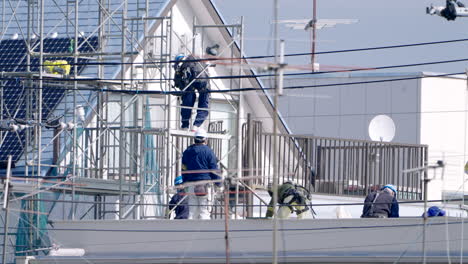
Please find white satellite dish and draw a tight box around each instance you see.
[368,115,396,142]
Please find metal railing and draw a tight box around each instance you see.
[243,118,427,201]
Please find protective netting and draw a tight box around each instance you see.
[15,193,55,257]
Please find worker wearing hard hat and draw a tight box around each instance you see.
[361,184,399,218]
[173,53,211,130]
[181,129,221,219]
[167,176,189,219]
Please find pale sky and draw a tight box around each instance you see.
[213,0,468,74]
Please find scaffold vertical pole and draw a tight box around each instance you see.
[2,155,12,264]
[71,0,80,221]
[235,17,244,219]
[36,0,45,236]
[119,0,128,220]
[272,0,280,263]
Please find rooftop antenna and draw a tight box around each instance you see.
[368,115,396,142]
[278,1,357,72]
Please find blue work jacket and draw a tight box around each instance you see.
[182,144,220,186]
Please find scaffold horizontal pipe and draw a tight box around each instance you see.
[125,16,170,21]
[30,51,139,57]
[194,24,242,28]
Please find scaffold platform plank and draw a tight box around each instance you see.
[169,129,232,140]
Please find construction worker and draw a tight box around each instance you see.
[44,60,71,75]
[167,176,189,219]
[361,184,399,218]
[181,128,221,219]
[173,53,211,130]
[266,181,312,219]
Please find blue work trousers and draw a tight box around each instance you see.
[181,84,210,129]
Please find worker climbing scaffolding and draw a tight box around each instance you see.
[173,53,211,130]
[266,181,314,219]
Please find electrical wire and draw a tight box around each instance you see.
[3,109,466,126]
[252,37,468,59]
[2,56,468,82]
[38,219,468,233]
[0,71,464,95]
[3,36,467,67]
[19,197,465,207]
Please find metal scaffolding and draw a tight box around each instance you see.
[0,0,431,262]
[0,0,249,260]
[0,0,249,217]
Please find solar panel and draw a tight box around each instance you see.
[0,0,168,165]
[0,37,99,162]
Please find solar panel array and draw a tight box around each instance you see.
[0,0,168,164]
[0,37,99,162]
[1,0,166,79]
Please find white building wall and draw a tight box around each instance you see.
[171,0,284,135]
[279,73,468,197]
[278,74,421,144]
[420,77,468,194]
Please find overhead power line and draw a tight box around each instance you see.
[2,37,468,68]
[2,56,468,83]
[273,37,468,57]
[1,71,464,95]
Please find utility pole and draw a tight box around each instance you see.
[272,1,287,263]
[311,0,317,68]
[272,40,286,264]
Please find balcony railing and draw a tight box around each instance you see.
[242,119,427,201]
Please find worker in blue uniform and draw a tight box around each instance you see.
[181,129,221,219]
[167,176,189,219]
[361,184,399,218]
[173,53,211,130]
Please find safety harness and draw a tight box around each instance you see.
[281,183,312,215]
[363,192,381,217]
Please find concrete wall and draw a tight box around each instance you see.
[278,73,421,144]
[42,217,468,262]
[421,76,468,193]
[278,73,468,196]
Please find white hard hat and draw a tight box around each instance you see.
[194,128,207,139]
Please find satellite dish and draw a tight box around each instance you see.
[368,115,396,142]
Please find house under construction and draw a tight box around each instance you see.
[0,0,442,263]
